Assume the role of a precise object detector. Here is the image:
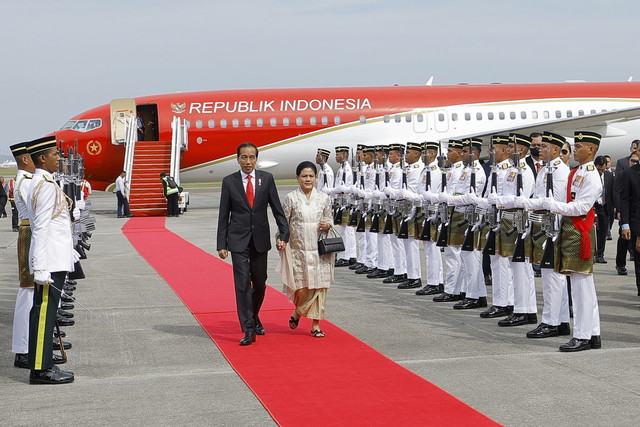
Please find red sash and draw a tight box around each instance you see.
[567,167,595,260]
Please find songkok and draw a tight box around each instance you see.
[406,141,423,152]
[375,145,384,152]
[491,135,510,145]
[510,133,532,148]
[543,131,566,148]
[317,148,330,157]
[448,139,463,150]
[335,146,349,153]
[27,136,57,155]
[574,131,601,145]
[389,143,405,153]
[362,145,375,153]
[10,142,29,158]
[468,137,482,150]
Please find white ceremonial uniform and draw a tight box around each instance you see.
[334,161,357,261]
[401,159,425,280]
[375,162,392,271]
[317,162,335,192]
[522,157,570,327]
[420,161,443,287]
[354,164,368,266]
[11,170,34,355]
[545,161,602,340]
[387,161,407,276]
[442,160,465,296]
[360,162,378,268]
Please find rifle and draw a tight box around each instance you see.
[333,157,346,225]
[397,154,412,239]
[511,149,527,262]
[382,151,395,234]
[435,142,450,247]
[461,149,477,251]
[356,158,370,232]
[369,154,381,233]
[419,150,433,241]
[483,140,499,255]
[540,150,559,268]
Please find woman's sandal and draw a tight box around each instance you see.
[289,316,299,330]
[311,329,325,338]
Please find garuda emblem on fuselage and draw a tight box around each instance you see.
[171,103,186,114]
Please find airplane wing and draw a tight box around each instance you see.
[447,105,640,143]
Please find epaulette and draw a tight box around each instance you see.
[587,164,595,171]
[430,165,438,171]
[413,164,421,168]
[519,161,526,168]
[553,160,561,166]
[455,163,462,168]
[44,175,55,183]
[501,163,509,169]
[24,173,33,179]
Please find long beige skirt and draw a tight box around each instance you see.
[293,288,328,320]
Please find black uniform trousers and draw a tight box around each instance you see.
[629,231,640,295]
[28,271,65,370]
[230,238,268,332]
[166,192,179,216]
[595,206,608,258]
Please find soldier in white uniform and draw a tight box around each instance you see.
[25,136,76,384]
[433,140,467,302]
[316,148,334,192]
[331,146,357,267]
[517,132,572,339]
[350,144,368,272]
[355,146,378,275]
[382,143,408,284]
[367,145,394,279]
[416,142,444,295]
[396,142,425,289]
[489,133,537,325]
[537,131,603,352]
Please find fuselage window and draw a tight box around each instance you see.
[232,119,240,128]
[488,112,494,120]
[395,115,401,123]
[405,114,412,123]
[499,112,505,120]
[591,109,597,114]
[439,113,445,122]
[521,111,527,119]
[566,110,573,118]
[296,117,303,126]
[322,116,329,125]
[510,112,516,120]
[476,112,482,120]
[601,109,607,112]
[417,114,425,122]
[334,116,341,125]
[310,117,317,125]
[208,119,215,128]
[465,113,471,121]
[256,118,263,127]
[451,113,457,121]
[87,119,101,130]
[72,120,88,131]
[555,110,562,118]
[270,118,277,127]
[283,117,290,126]
[220,119,227,128]
[383,115,390,123]
[245,118,252,127]
[532,111,538,119]
[543,111,550,119]
[578,110,584,116]
[195,120,203,129]
[359,115,366,124]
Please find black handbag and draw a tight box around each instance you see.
[318,227,345,255]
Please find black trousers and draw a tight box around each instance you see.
[0,195,7,216]
[616,228,632,268]
[231,239,268,332]
[595,208,608,258]
[29,271,65,370]
[630,232,640,294]
[116,191,130,217]
[166,193,179,216]
[11,200,18,229]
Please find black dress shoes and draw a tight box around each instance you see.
[594,255,607,264]
[61,294,75,303]
[383,274,407,284]
[590,335,602,349]
[366,268,388,279]
[30,368,74,384]
[527,323,560,338]
[356,266,375,275]
[240,330,256,346]
[415,284,443,296]
[335,258,350,267]
[53,353,67,364]
[398,279,422,289]
[54,329,66,338]
[14,353,28,369]
[616,266,628,275]
[53,340,72,351]
[453,297,487,309]
[56,316,74,327]
[498,313,527,326]
[558,322,571,336]
[432,292,463,302]
[57,309,74,318]
[559,338,592,352]
[255,325,265,336]
[61,303,74,310]
[349,262,364,270]
[480,305,509,318]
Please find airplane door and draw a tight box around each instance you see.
[413,113,428,133]
[434,109,449,133]
[110,99,136,145]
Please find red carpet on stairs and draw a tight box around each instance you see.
[123,217,500,426]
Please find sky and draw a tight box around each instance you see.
[1,0,640,157]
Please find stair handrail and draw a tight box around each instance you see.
[122,116,137,198]
[170,116,188,185]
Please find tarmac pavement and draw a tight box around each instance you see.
[1,187,639,426]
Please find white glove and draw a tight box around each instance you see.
[357,188,367,198]
[542,197,558,211]
[475,197,490,209]
[76,199,86,210]
[72,207,81,220]
[487,193,499,206]
[374,190,386,199]
[320,186,332,195]
[72,249,81,263]
[496,195,516,209]
[521,196,543,210]
[34,270,52,285]
[383,187,394,197]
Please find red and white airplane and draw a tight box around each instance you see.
[52,81,640,190]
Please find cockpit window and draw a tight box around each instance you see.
[61,119,102,132]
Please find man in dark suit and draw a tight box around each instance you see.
[614,139,639,173]
[217,142,289,345]
[618,154,640,296]
[614,140,640,275]
[594,156,614,263]
[525,132,544,179]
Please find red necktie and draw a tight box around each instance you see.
[246,175,254,208]
[536,162,542,173]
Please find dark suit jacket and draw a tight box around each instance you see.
[603,170,614,217]
[525,155,537,179]
[217,170,289,253]
[615,155,631,174]
[619,164,640,234]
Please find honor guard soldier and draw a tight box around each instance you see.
[316,148,334,193]
[395,142,425,289]
[350,144,368,271]
[381,143,409,284]
[433,140,467,302]
[516,131,571,339]
[488,133,537,325]
[330,146,358,266]
[367,145,395,279]
[354,145,378,275]
[447,138,487,308]
[534,131,603,351]
[416,142,444,295]
[25,136,77,384]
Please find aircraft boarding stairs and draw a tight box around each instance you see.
[123,117,188,217]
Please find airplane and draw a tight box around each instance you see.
[51,80,640,191]
[0,159,18,168]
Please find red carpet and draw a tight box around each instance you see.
[123,217,500,426]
